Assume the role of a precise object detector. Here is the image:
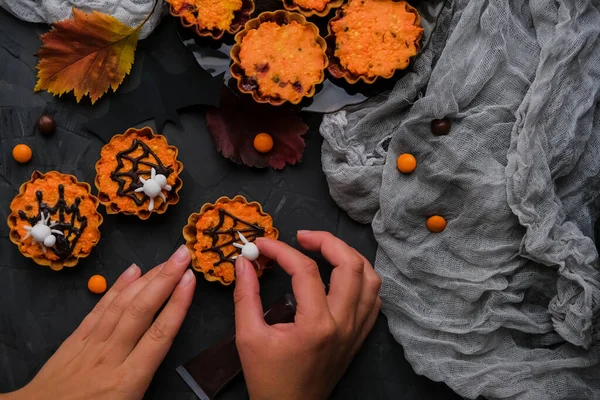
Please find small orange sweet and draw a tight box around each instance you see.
[427,216,447,233]
[254,133,274,153]
[13,144,32,164]
[397,153,416,174]
[88,275,107,294]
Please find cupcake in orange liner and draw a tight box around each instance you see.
[230,10,328,106]
[281,0,344,17]
[325,0,423,84]
[7,171,103,271]
[167,0,255,40]
[94,127,183,220]
[183,196,279,285]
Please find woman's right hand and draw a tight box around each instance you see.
[234,230,382,400]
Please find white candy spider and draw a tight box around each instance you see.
[23,211,63,253]
[135,167,172,211]
[232,231,260,261]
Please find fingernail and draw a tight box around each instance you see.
[173,245,190,263]
[297,230,311,235]
[179,269,194,287]
[122,263,139,279]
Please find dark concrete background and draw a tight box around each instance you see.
[0,7,461,400]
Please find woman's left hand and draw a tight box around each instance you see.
[4,245,195,400]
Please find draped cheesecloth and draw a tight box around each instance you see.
[0,0,162,39]
[320,1,600,398]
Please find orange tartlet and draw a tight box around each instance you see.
[7,171,103,270]
[281,0,344,17]
[183,196,279,285]
[94,127,183,220]
[230,11,328,106]
[326,0,423,83]
[167,0,255,39]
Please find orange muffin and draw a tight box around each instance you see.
[183,196,279,285]
[7,171,103,270]
[167,0,255,39]
[281,0,343,17]
[94,127,183,220]
[327,0,423,83]
[230,11,328,106]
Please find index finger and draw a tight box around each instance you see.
[255,238,329,320]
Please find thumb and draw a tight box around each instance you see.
[234,257,266,334]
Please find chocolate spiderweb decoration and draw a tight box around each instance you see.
[111,139,173,206]
[18,185,87,260]
[202,209,265,267]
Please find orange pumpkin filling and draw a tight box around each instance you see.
[193,200,278,283]
[331,0,423,78]
[168,0,243,31]
[95,130,180,214]
[293,0,331,11]
[9,172,102,262]
[238,21,326,103]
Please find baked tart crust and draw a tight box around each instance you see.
[7,171,103,271]
[167,0,255,40]
[325,0,423,84]
[183,195,279,286]
[281,0,344,17]
[230,10,328,106]
[94,127,184,220]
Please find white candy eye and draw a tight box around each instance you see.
[44,235,56,247]
[154,174,167,187]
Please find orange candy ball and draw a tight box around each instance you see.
[12,144,32,164]
[397,153,416,174]
[253,133,274,154]
[88,275,107,294]
[427,216,447,233]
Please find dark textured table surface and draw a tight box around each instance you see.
[0,8,461,399]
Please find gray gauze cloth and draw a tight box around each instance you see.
[320,0,600,399]
[0,0,162,39]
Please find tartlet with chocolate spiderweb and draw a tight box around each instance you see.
[183,196,279,285]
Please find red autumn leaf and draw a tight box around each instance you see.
[206,88,308,169]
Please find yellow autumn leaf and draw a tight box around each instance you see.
[34,8,144,104]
